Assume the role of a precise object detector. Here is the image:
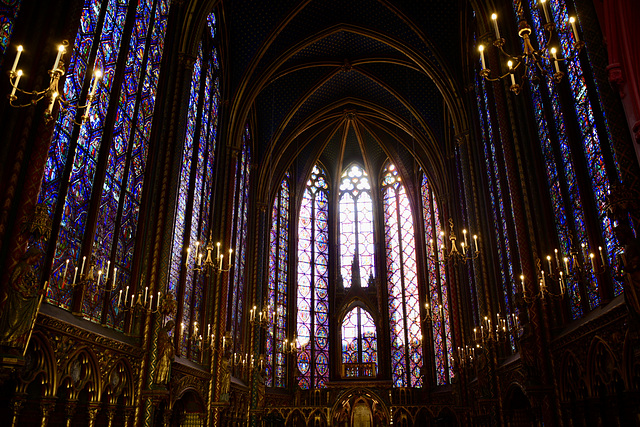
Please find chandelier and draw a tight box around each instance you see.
[427,219,480,265]
[477,0,584,94]
[6,41,101,122]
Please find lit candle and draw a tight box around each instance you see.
[491,13,501,39]
[563,257,569,275]
[550,48,560,74]
[463,229,468,247]
[590,253,596,272]
[559,272,565,294]
[546,255,553,274]
[460,242,466,255]
[223,336,226,350]
[198,253,202,266]
[216,242,221,260]
[89,69,102,97]
[96,270,102,289]
[185,247,191,266]
[80,256,87,277]
[124,285,129,304]
[118,289,122,307]
[11,45,23,74]
[569,16,580,42]
[73,266,78,285]
[219,254,224,270]
[228,249,233,269]
[554,249,560,270]
[598,246,605,266]
[10,70,22,98]
[144,286,148,305]
[207,323,211,337]
[62,259,69,287]
[113,268,117,287]
[508,61,516,86]
[149,294,153,309]
[540,0,551,23]
[520,274,525,293]
[130,294,135,308]
[52,44,65,71]
[541,270,546,292]
[473,235,478,252]
[474,327,477,342]
[105,260,110,282]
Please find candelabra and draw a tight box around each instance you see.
[478,0,584,94]
[185,234,233,274]
[427,219,480,265]
[422,301,443,323]
[283,336,299,354]
[249,305,271,329]
[6,41,102,122]
[117,286,175,314]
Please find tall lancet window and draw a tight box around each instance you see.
[39,0,171,329]
[507,0,623,318]
[421,171,453,384]
[339,164,375,288]
[296,165,329,389]
[266,173,290,387]
[228,126,251,356]
[166,13,219,361]
[341,306,377,375]
[382,163,422,387]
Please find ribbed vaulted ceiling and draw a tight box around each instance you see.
[219,0,469,200]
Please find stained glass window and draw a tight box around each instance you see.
[266,173,290,387]
[341,307,377,375]
[296,164,329,390]
[0,0,22,64]
[228,125,251,358]
[40,0,172,329]
[166,17,219,361]
[339,164,375,288]
[506,0,622,318]
[382,163,422,388]
[473,72,519,349]
[421,171,452,385]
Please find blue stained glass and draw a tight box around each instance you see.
[0,0,22,65]
[267,175,290,387]
[383,164,422,388]
[229,125,250,357]
[297,165,329,389]
[547,0,622,297]
[41,0,105,309]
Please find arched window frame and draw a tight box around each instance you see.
[338,163,375,289]
[266,172,291,388]
[296,164,330,390]
[166,12,220,362]
[382,162,423,388]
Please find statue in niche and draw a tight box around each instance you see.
[155,320,175,385]
[0,247,46,352]
[220,352,231,401]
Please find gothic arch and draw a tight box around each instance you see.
[57,346,102,404]
[587,336,623,398]
[13,333,57,400]
[558,350,587,402]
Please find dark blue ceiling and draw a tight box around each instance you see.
[222,0,464,184]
